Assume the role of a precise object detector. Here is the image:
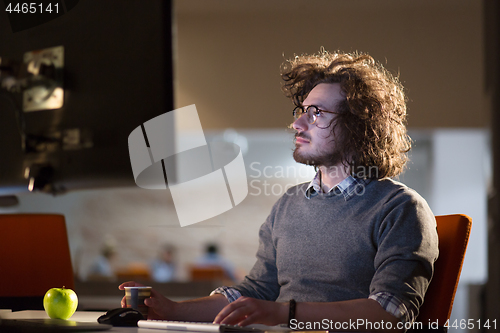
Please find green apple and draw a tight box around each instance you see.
[43,287,78,319]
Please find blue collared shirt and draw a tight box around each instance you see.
[304,171,368,200]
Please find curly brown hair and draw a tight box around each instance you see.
[281,50,411,179]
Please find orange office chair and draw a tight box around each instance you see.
[411,214,472,332]
[0,214,75,310]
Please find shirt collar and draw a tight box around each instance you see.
[305,170,368,200]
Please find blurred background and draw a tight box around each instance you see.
[0,1,497,331]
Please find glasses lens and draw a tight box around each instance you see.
[293,106,303,119]
[306,106,319,124]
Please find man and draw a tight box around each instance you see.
[120,50,439,332]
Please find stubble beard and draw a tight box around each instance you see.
[293,143,343,168]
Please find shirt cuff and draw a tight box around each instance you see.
[210,286,242,303]
[369,291,412,324]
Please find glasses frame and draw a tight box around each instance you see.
[292,105,338,125]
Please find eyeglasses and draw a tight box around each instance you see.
[292,105,337,125]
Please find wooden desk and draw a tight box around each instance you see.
[0,310,141,332]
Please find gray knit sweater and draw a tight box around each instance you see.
[232,178,439,319]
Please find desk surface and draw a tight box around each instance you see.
[0,310,297,333]
[0,310,182,333]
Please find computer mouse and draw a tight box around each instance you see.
[97,307,144,327]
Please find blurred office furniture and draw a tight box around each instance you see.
[115,262,151,281]
[410,214,472,332]
[189,266,227,282]
[0,214,74,310]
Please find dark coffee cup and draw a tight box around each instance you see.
[124,286,152,319]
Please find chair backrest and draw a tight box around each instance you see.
[415,214,472,327]
[0,214,74,309]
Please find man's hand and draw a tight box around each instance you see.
[119,281,177,320]
[213,296,288,327]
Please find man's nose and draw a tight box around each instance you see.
[292,113,309,131]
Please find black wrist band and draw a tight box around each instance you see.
[288,299,296,327]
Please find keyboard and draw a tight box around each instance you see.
[137,320,290,332]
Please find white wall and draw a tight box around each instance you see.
[429,130,490,332]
